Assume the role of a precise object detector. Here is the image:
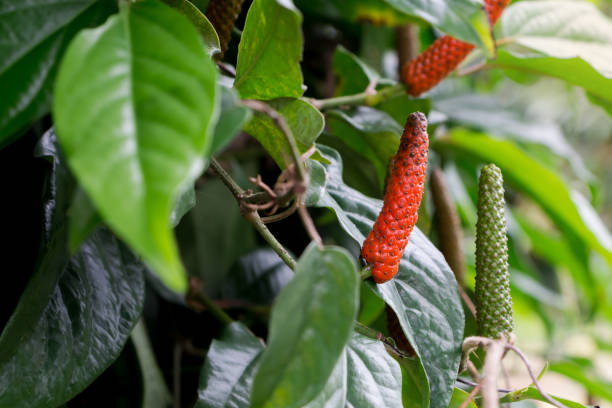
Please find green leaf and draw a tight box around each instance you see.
[399,356,429,408]
[197,322,265,408]
[53,0,219,293]
[250,244,359,408]
[549,359,612,402]
[327,107,402,186]
[496,1,612,112]
[447,388,478,408]
[0,0,116,145]
[0,129,74,369]
[381,0,490,46]
[344,333,403,407]
[244,98,324,168]
[306,145,465,408]
[177,177,257,295]
[433,129,612,268]
[162,0,221,56]
[211,83,252,155]
[294,0,489,47]
[0,228,145,408]
[332,45,380,96]
[431,89,591,181]
[235,0,305,100]
[500,385,593,408]
[219,248,293,304]
[131,320,172,408]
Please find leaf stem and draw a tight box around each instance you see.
[310,83,406,110]
[210,158,245,198]
[187,282,234,326]
[244,211,298,270]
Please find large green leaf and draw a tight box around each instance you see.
[306,145,465,408]
[250,244,359,408]
[0,228,145,407]
[197,322,265,408]
[243,98,324,168]
[433,129,612,268]
[0,0,116,145]
[500,385,593,408]
[495,1,612,112]
[234,0,305,100]
[0,129,73,368]
[196,329,401,408]
[53,0,219,293]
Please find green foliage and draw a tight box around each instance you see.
[235,0,305,100]
[250,244,359,408]
[53,0,219,293]
[2,0,612,406]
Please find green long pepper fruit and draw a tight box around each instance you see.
[475,164,514,339]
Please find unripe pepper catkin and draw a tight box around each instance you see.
[401,0,510,96]
[475,164,514,339]
[360,112,429,284]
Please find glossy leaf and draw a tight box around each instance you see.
[500,385,592,408]
[131,320,172,408]
[496,1,612,112]
[197,322,265,408]
[306,145,464,408]
[162,0,221,56]
[0,0,116,145]
[68,187,102,252]
[0,129,73,368]
[332,45,380,96]
[244,98,323,168]
[433,129,612,268]
[399,357,429,408]
[327,107,401,186]
[211,83,252,155]
[53,0,219,293]
[177,178,257,295]
[0,228,145,408]
[218,248,294,305]
[250,244,359,408]
[235,0,305,100]
[447,388,478,408]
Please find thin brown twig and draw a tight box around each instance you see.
[459,382,481,408]
[298,205,323,247]
[505,344,569,408]
[261,199,299,223]
[482,339,505,408]
[456,377,511,393]
[459,287,477,318]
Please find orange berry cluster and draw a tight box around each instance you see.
[360,112,429,283]
[401,0,511,96]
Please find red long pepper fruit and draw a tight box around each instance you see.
[401,0,510,96]
[361,112,429,283]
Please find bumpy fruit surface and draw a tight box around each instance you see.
[206,0,245,58]
[401,0,511,96]
[361,112,429,284]
[475,164,514,339]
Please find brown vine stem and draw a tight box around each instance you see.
[459,382,481,408]
[187,278,234,326]
[241,99,323,248]
[505,344,569,408]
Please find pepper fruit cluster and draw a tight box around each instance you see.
[360,112,429,284]
[474,164,514,339]
[401,0,511,96]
